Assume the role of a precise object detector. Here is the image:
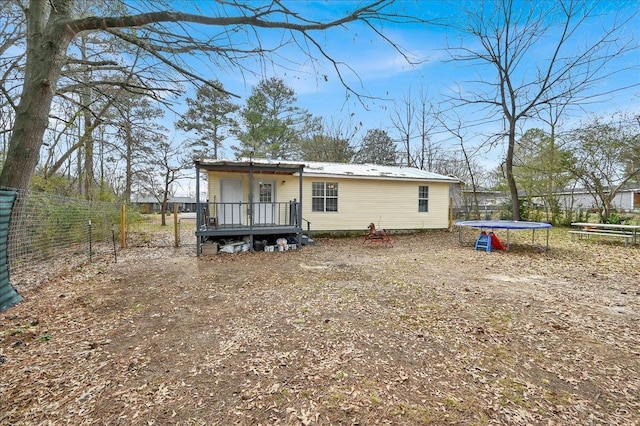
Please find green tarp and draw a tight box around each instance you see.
[0,189,22,312]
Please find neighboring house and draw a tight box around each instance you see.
[194,158,460,253]
[131,195,198,213]
[451,188,509,220]
[466,189,510,207]
[553,188,640,213]
[453,186,640,219]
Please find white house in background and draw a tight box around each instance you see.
[555,188,640,213]
[131,195,198,213]
[193,158,460,253]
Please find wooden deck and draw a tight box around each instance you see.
[195,201,303,252]
[196,224,301,239]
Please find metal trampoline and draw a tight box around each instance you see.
[454,220,552,250]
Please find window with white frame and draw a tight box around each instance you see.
[418,185,429,212]
[259,182,272,202]
[312,182,338,212]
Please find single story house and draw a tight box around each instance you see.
[194,158,460,253]
[452,188,510,220]
[131,195,198,213]
[552,188,640,213]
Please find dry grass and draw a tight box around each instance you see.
[1,228,639,425]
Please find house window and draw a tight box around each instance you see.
[418,186,429,212]
[312,182,338,212]
[259,182,272,202]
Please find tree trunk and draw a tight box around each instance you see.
[213,126,219,159]
[161,201,167,226]
[547,128,558,224]
[99,128,106,199]
[83,119,95,200]
[81,101,95,200]
[506,123,521,221]
[81,39,94,200]
[125,123,133,203]
[420,135,425,170]
[75,134,83,194]
[0,4,74,189]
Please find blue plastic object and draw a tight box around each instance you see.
[474,232,492,252]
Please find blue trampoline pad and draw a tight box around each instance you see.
[454,220,552,230]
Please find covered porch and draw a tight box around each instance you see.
[194,159,305,254]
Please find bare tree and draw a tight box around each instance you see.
[0,1,25,162]
[9,0,180,197]
[0,0,427,190]
[437,113,484,219]
[537,104,574,224]
[298,117,357,163]
[112,93,166,203]
[137,137,189,226]
[390,90,415,167]
[390,88,444,170]
[414,89,442,171]
[447,0,638,220]
[513,128,573,223]
[568,113,640,223]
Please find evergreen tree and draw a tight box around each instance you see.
[175,80,239,159]
[354,129,398,165]
[233,77,311,160]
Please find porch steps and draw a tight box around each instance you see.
[301,234,315,246]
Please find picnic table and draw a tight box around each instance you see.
[570,222,640,246]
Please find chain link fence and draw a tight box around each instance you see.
[2,187,196,288]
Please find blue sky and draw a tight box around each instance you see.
[166,0,640,195]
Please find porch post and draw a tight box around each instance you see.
[298,165,303,243]
[248,165,254,251]
[248,166,254,230]
[195,162,201,255]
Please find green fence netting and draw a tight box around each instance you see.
[0,189,23,312]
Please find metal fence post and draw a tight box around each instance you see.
[88,219,92,262]
[174,203,179,248]
[111,224,117,263]
[120,204,126,248]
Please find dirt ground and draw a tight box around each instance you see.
[1,229,639,425]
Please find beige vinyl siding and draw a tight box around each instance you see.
[206,171,451,231]
[207,171,298,204]
[290,175,450,231]
[206,171,243,204]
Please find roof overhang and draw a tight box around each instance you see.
[195,158,304,175]
[300,171,459,183]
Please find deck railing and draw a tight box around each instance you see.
[201,201,301,229]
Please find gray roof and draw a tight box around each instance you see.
[202,158,460,183]
[302,161,459,182]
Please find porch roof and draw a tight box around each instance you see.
[195,158,304,174]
